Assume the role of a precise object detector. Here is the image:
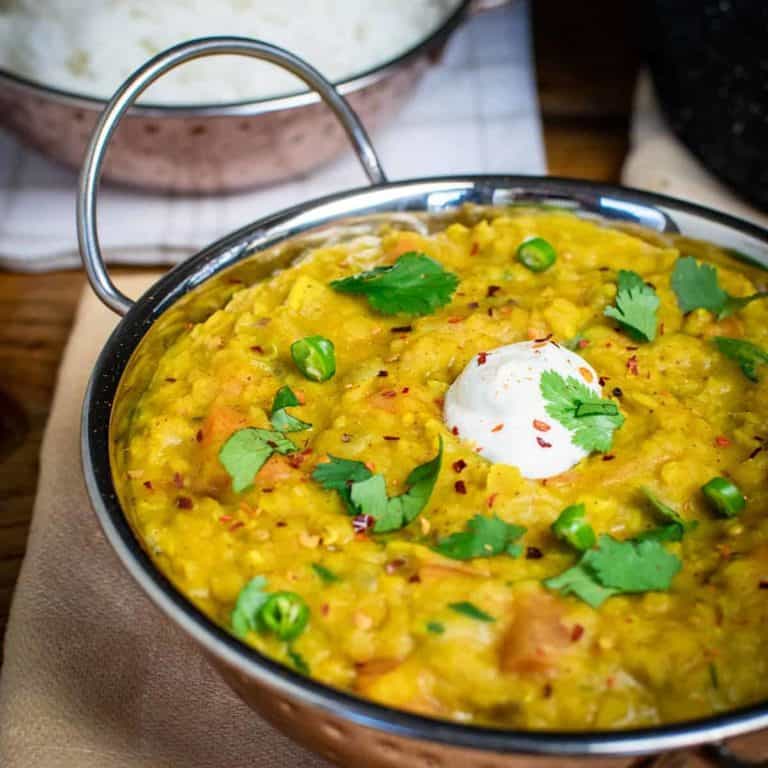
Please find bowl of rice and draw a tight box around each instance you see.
[0,0,474,192]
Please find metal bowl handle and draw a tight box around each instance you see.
[77,36,388,316]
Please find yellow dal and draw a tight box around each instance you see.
[119,212,768,729]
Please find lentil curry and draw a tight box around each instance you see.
[115,210,768,729]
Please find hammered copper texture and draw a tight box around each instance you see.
[0,59,425,193]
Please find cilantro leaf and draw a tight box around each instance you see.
[219,428,296,492]
[349,439,443,533]
[448,601,495,622]
[270,386,311,432]
[545,534,681,608]
[671,256,768,319]
[330,252,459,316]
[540,370,624,452]
[231,576,269,638]
[641,486,685,526]
[584,535,681,592]
[434,514,526,560]
[604,269,659,342]
[426,621,445,634]
[544,564,617,609]
[311,455,373,514]
[714,336,768,382]
[635,524,684,543]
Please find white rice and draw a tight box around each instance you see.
[0,0,461,105]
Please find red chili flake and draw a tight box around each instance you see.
[321,603,330,616]
[536,436,552,448]
[219,515,233,523]
[571,624,584,642]
[195,429,204,443]
[143,480,153,490]
[578,339,590,349]
[173,472,184,489]
[261,488,274,493]
[598,376,608,387]
[365,461,376,472]
[434,397,445,409]
[276,520,287,528]
[467,301,480,310]
[377,370,389,377]
[659,322,665,336]
[486,285,501,298]
[626,355,639,375]
[542,683,553,699]
[533,420,550,432]
[715,435,731,447]
[491,423,504,433]
[451,425,460,436]
[288,454,306,468]
[352,514,374,534]
[477,352,488,366]
[385,558,406,574]
[250,345,264,354]
[626,346,639,351]
[749,446,763,460]
[228,521,245,532]
[487,492,499,509]
[602,454,616,461]
[176,496,193,509]
[390,325,413,333]
[165,377,177,383]
[383,435,401,441]
[408,573,422,584]
[487,308,494,317]
[341,433,352,443]
[401,387,410,394]
[534,334,553,343]
[606,676,616,689]
[526,546,543,560]
[454,480,467,495]
[759,580,768,590]
[380,389,397,398]
[452,459,467,473]
[448,316,465,324]
[470,242,479,256]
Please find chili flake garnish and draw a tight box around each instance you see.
[627,355,639,375]
[477,352,488,365]
[381,390,397,398]
[383,435,401,441]
[571,624,585,642]
[470,242,479,256]
[165,377,177,383]
[143,480,153,490]
[534,334,553,343]
[353,514,375,534]
[487,492,499,508]
[533,419,551,432]
[468,301,480,309]
[377,370,388,377]
[759,580,768,590]
[250,345,264,354]
[452,459,467,473]
[526,546,543,559]
[176,496,193,509]
[536,436,552,448]
[491,423,504,432]
[715,435,731,447]
[401,387,410,394]
[448,316,465,324]
[578,338,590,349]
[195,429,204,443]
[454,480,467,495]
[451,426,460,436]
[228,521,245,532]
[390,325,413,333]
[602,454,616,461]
[219,515,232,523]
[579,367,594,383]
[598,376,608,387]
[385,558,406,574]
[749,446,763,460]
[173,472,184,488]
[486,285,501,298]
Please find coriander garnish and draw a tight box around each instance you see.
[448,601,495,622]
[434,514,526,560]
[270,385,311,432]
[604,269,659,342]
[713,337,768,382]
[219,428,296,493]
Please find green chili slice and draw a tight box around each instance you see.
[551,503,596,551]
[290,336,336,382]
[516,237,557,272]
[702,477,746,517]
[258,591,310,640]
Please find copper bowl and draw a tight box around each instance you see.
[0,0,490,193]
[79,38,768,768]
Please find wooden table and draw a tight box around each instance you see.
[0,0,638,650]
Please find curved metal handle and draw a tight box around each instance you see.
[77,36,388,316]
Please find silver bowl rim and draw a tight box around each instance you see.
[0,0,469,117]
[82,174,768,757]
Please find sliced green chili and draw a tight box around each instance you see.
[551,503,596,551]
[258,591,310,640]
[702,477,746,518]
[290,336,336,382]
[516,237,557,272]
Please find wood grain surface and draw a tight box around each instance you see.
[0,1,639,652]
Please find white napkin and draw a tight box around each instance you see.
[0,2,545,272]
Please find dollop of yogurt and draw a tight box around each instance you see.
[444,340,601,479]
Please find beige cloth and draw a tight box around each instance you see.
[622,73,768,228]
[0,275,331,768]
